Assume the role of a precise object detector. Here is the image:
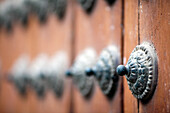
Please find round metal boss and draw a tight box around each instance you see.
[66,48,96,97]
[47,0,67,19]
[78,0,95,13]
[47,75,64,97]
[45,52,68,97]
[24,0,48,23]
[104,0,116,5]
[86,46,120,96]
[117,42,158,100]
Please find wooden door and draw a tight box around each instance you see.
[0,0,73,113]
[0,18,33,113]
[124,0,170,113]
[0,0,169,113]
[123,0,139,112]
[139,0,170,113]
[73,0,123,113]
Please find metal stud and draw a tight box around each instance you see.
[26,54,49,97]
[47,0,67,19]
[116,42,158,100]
[5,1,29,26]
[104,0,116,5]
[45,52,68,97]
[85,45,120,97]
[8,55,30,95]
[24,0,48,23]
[77,0,96,13]
[0,2,12,31]
[66,48,96,97]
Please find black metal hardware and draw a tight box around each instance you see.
[104,0,116,5]
[46,74,64,97]
[26,54,49,97]
[0,2,12,31]
[65,69,73,77]
[8,55,30,95]
[77,0,96,13]
[24,0,48,23]
[85,45,120,97]
[116,42,158,100]
[5,1,29,26]
[8,75,28,95]
[45,52,67,97]
[0,13,12,31]
[66,48,96,97]
[47,0,67,19]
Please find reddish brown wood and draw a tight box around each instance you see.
[0,0,73,113]
[73,0,122,113]
[139,0,170,113]
[123,0,139,113]
[0,22,33,113]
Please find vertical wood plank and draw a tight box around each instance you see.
[73,0,122,113]
[0,24,32,113]
[0,0,73,113]
[28,0,73,112]
[139,0,170,113]
[124,0,139,113]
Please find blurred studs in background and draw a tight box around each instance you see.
[24,0,48,23]
[8,54,30,95]
[6,1,29,27]
[45,52,68,97]
[104,0,116,6]
[0,2,13,31]
[26,54,49,97]
[66,48,97,98]
[7,52,68,98]
[0,0,68,31]
[77,0,96,13]
[47,0,67,19]
[85,46,120,98]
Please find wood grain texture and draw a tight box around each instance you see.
[73,0,122,113]
[0,23,33,113]
[139,0,170,113]
[0,0,73,113]
[123,0,139,113]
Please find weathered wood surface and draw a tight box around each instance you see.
[123,0,139,112]
[139,0,170,113]
[0,0,73,113]
[73,0,122,113]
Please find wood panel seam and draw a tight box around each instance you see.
[137,0,140,113]
[138,0,140,45]
[121,0,125,113]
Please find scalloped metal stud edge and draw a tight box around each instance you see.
[45,52,68,97]
[47,0,67,19]
[104,0,116,5]
[24,0,48,23]
[77,0,96,13]
[8,55,30,95]
[66,48,96,97]
[86,45,120,97]
[116,42,158,100]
